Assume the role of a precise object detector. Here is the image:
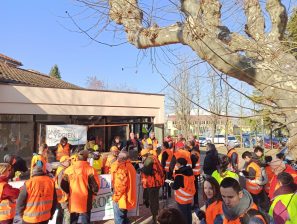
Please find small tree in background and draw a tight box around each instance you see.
[86,75,105,90]
[49,64,61,79]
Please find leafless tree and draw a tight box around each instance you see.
[208,72,223,142]
[86,75,105,90]
[169,63,193,138]
[76,0,297,158]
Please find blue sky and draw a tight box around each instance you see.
[1,1,296,116]
[0,0,174,93]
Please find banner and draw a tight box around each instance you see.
[90,174,140,221]
[45,125,87,146]
[10,174,140,223]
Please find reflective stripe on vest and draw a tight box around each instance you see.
[192,151,200,176]
[164,149,173,172]
[246,180,263,195]
[23,176,54,223]
[174,174,195,205]
[0,182,16,220]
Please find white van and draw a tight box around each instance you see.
[208,135,225,144]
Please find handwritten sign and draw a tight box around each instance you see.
[45,125,87,146]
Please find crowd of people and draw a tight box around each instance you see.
[0,132,296,224]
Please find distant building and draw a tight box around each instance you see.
[166,114,251,137]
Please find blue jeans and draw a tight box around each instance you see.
[177,203,192,224]
[113,202,129,224]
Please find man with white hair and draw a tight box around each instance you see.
[226,141,238,172]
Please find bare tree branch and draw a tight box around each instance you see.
[266,0,288,41]
[244,0,265,40]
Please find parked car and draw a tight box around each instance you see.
[198,136,207,147]
[207,135,225,144]
[264,136,280,149]
[227,136,240,148]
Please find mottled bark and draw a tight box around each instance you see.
[107,0,297,158]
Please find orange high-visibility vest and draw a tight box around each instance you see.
[227,149,238,166]
[206,200,223,224]
[191,151,201,176]
[141,155,164,188]
[56,143,70,161]
[30,154,47,177]
[0,182,16,221]
[111,160,137,210]
[102,154,117,174]
[174,174,195,205]
[23,176,55,223]
[246,162,262,180]
[163,149,173,172]
[174,149,192,173]
[64,161,100,213]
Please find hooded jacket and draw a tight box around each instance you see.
[222,189,264,223]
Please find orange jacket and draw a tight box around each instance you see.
[63,161,100,213]
[174,173,195,205]
[245,179,263,195]
[206,200,223,224]
[161,149,173,172]
[191,151,201,176]
[30,154,47,177]
[0,182,16,221]
[56,143,70,161]
[141,155,164,188]
[23,176,55,223]
[111,160,137,210]
[264,165,274,194]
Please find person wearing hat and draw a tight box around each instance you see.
[0,163,20,224]
[139,148,164,224]
[102,146,120,174]
[84,135,99,151]
[16,166,57,224]
[61,150,100,224]
[226,141,239,172]
[166,157,195,224]
[110,151,137,224]
[30,143,48,177]
[55,156,71,224]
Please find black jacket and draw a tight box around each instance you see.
[203,149,219,175]
[171,166,193,190]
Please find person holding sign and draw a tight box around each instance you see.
[55,137,71,162]
[61,150,100,224]
[111,151,137,224]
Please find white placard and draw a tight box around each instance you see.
[45,125,87,146]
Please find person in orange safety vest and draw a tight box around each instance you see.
[60,150,100,224]
[55,156,71,224]
[242,151,269,212]
[110,151,137,224]
[167,157,195,224]
[160,141,173,199]
[139,148,164,224]
[220,177,267,224]
[102,146,120,174]
[55,137,71,161]
[16,166,57,224]
[226,141,239,172]
[0,163,20,224]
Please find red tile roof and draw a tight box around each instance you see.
[0,61,81,89]
[0,53,23,67]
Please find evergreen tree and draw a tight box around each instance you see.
[49,64,61,79]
